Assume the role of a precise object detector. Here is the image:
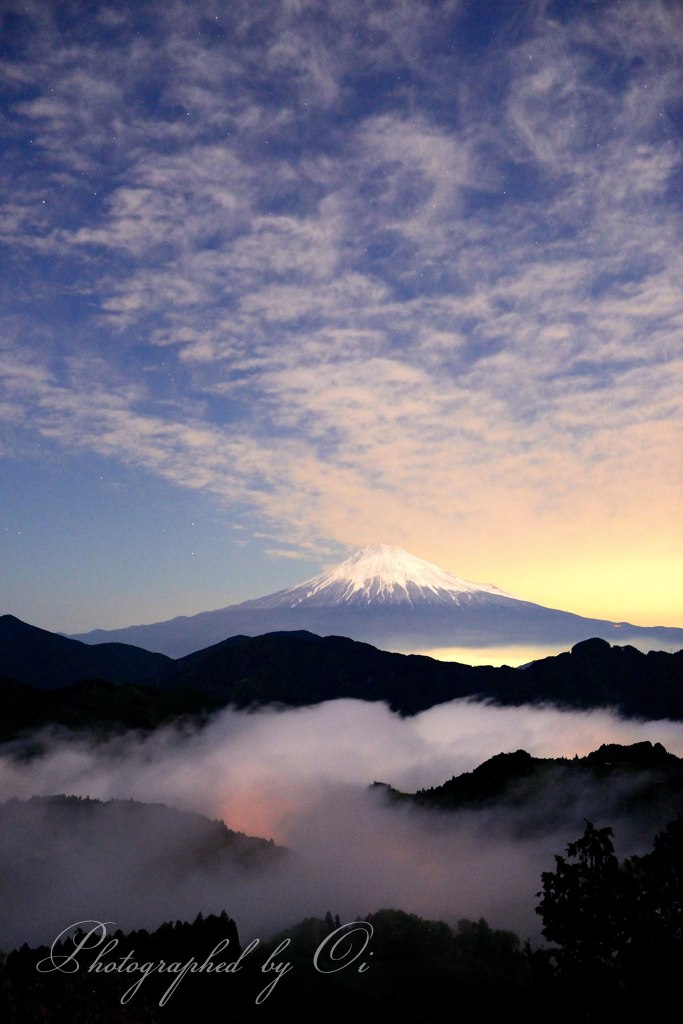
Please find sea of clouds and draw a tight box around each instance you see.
[2,697,682,951]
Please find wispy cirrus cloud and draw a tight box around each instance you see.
[1,0,682,622]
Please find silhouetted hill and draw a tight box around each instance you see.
[0,795,285,953]
[0,615,173,689]
[153,631,683,720]
[3,617,683,727]
[0,905,534,1023]
[373,741,683,832]
[154,629,459,707]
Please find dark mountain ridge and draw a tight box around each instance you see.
[2,619,683,739]
[0,614,172,689]
[372,741,683,837]
[150,632,683,720]
[0,677,224,744]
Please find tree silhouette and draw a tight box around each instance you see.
[535,820,629,1013]
[620,815,683,1007]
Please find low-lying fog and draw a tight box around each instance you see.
[2,697,683,951]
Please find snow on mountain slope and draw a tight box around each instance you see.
[244,543,515,609]
[68,543,683,659]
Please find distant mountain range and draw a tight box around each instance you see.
[68,544,683,657]
[3,615,683,737]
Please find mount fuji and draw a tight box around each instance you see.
[71,544,683,659]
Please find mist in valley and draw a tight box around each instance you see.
[1,697,682,952]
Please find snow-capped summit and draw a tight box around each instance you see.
[70,543,683,659]
[249,543,513,608]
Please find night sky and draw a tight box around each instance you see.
[1,0,681,633]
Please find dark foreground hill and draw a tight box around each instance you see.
[4,815,683,1024]
[0,907,534,1023]
[0,615,172,689]
[2,745,683,1021]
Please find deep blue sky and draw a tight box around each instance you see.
[1,0,682,631]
